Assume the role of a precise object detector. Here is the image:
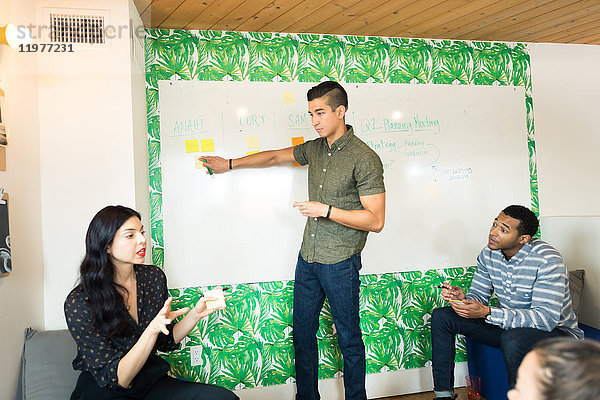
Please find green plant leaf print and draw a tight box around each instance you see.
[298,34,346,82]
[343,36,390,83]
[511,44,531,90]
[248,33,299,82]
[473,42,512,86]
[365,327,404,373]
[318,338,343,379]
[403,328,432,368]
[389,38,433,84]
[196,31,250,81]
[432,40,474,85]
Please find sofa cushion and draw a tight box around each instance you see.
[19,328,79,400]
[569,269,585,317]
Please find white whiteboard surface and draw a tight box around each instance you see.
[158,81,530,287]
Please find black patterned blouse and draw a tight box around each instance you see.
[64,265,178,389]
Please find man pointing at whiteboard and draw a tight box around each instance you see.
[202,81,386,400]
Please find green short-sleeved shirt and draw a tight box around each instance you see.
[293,125,385,264]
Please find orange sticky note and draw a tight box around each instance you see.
[200,139,214,152]
[282,91,296,104]
[247,135,259,149]
[291,137,304,166]
[185,139,199,153]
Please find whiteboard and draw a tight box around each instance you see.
[158,81,530,287]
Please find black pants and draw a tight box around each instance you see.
[72,373,238,400]
[71,357,238,400]
[431,306,568,390]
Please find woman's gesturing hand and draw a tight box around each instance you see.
[148,297,190,336]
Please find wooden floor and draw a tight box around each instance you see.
[374,387,467,400]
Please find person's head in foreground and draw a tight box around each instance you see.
[508,337,600,400]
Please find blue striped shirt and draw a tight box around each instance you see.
[466,238,583,338]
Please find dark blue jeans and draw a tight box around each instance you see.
[293,253,366,400]
[431,306,568,390]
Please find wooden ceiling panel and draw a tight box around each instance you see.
[535,15,600,42]
[140,0,185,28]
[424,0,547,40]
[572,32,600,44]
[305,0,385,35]
[208,0,275,31]
[133,0,152,15]
[185,0,244,30]
[377,0,496,39]
[159,0,218,30]
[328,0,417,36]
[488,2,600,40]
[234,0,305,32]
[354,0,449,37]
[134,0,600,45]
[541,17,600,42]
[468,0,597,41]
[285,0,364,34]
[260,0,338,33]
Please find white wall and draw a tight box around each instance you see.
[35,0,149,329]
[0,2,45,400]
[129,0,150,226]
[0,0,148,398]
[530,43,600,217]
[541,217,600,328]
[530,43,600,329]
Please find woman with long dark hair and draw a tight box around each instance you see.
[64,205,238,399]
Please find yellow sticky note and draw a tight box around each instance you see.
[246,136,260,149]
[200,139,214,152]
[185,139,199,153]
[282,91,296,104]
[247,135,259,149]
[195,157,203,169]
[247,150,259,155]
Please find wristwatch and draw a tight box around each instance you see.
[485,307,493,322]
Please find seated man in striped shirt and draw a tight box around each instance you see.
[430,205,583,400]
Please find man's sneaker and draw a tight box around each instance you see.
[433,394,458,400]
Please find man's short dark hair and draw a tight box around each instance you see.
[307,81,348,112]
[502,205,539,237]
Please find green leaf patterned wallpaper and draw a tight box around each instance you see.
[145,30,538,391]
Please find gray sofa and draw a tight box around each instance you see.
[16,328,79,400]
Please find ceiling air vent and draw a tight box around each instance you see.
[50,13,105,44]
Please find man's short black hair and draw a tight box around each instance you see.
[502,205,539,237]
[307,81,348,112]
